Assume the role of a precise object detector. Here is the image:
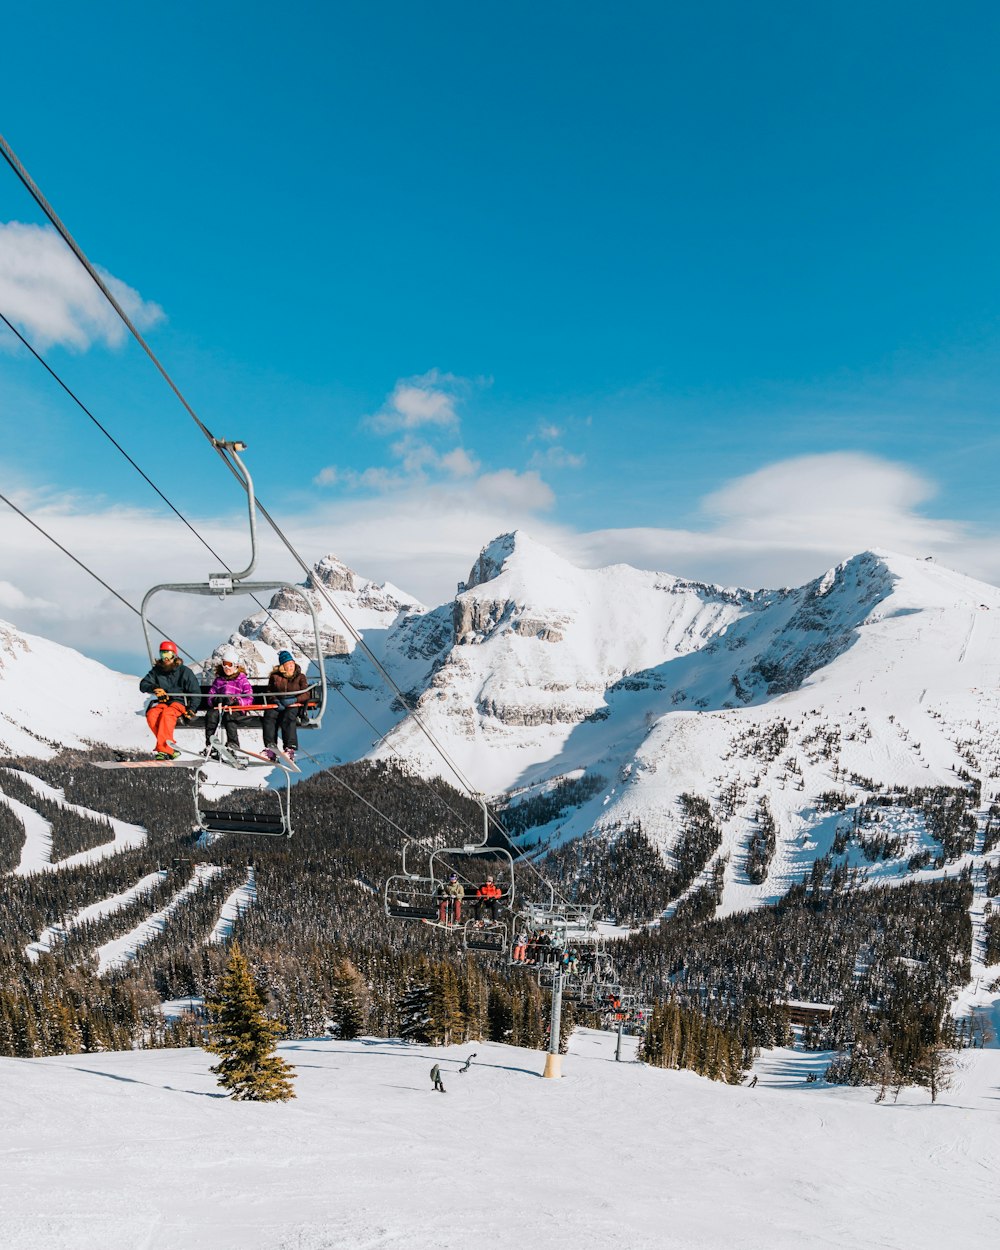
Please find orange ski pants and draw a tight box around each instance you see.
[146,701,186,753]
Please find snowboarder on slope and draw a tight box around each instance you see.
[459,1053,477,1074]
[430,1063,445,1092]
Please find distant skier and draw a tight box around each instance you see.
[430,1063,446,1093]
[459,1053,477,1074]
[748,1074,758,1088]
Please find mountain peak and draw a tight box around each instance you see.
[460,530,581,595]
[309,553,358,594]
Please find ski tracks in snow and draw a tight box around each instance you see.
[25,864,258,971]
[1,767,146,875]
[24,869,169,964]
[207,867,257,944]
[95,863,223,975]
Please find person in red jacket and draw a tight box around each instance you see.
[473,874,503,922]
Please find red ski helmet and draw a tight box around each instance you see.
[159,640,178,656]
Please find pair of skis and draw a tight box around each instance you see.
[94,741,300,773]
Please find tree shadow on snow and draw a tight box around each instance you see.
[65,1065,227,1098]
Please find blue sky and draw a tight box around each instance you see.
[1,1,999,667]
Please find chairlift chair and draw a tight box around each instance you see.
[139,442,327,730]
[463,919,508,953]
[383,797,515,932]
[194,759,293,838]
[133,442,325,837]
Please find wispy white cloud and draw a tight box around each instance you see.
[0,221,164,351]
[5,451,998,670]
[367,369,464,433]
[0,579,55,611]
[530,445,586,470]
[562,452,973,588]
[440,447,480,478]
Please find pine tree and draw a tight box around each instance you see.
[204,943,296,1101]
[398,967,434,1044]
[913,1041,955,1103]
[329,957,369,1040]
[487,985,514,1042]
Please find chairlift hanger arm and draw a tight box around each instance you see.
[208,440,257,586]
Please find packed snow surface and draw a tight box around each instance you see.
[2,1030,999,1250]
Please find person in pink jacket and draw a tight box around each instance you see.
[204,646,255,754]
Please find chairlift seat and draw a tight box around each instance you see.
[200,810,288,836]
[464,921,507,953]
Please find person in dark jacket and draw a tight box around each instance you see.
[262,650,309,762]
[139,640,202,759]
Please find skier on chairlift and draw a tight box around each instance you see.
[262,649,309,763]
[139,640,202,759]
[204,647,254,755]
[473,874,503,923]
[437,873,464,926]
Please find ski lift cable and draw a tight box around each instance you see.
[0,300,488,856]
[0,132,485,819]
[325,685,486,839]
[0,489,196,661]
[0,312,335,684]
[0,311,226,568]
[0,133,223,453]
[0,133,568,905]
[303,761,422,847]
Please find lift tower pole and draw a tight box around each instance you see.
[543,971,564,1079]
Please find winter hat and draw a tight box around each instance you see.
[277,650,294,665]
[158,640,178,656]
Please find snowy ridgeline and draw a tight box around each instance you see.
[8,537,1000,934]
[3,1030,1000,1250]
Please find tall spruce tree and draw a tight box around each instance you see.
[329,957,369,1040]
[205,943,296,1101]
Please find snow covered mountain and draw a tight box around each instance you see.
[0,618,148,757]
[222,532,1000,919]
[6,533,1000,924]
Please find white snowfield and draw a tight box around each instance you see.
[0,619,148,757]
[2,1030,999,1250]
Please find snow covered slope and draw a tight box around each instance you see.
[2,1029,999,1250]
[0,618,148,757]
